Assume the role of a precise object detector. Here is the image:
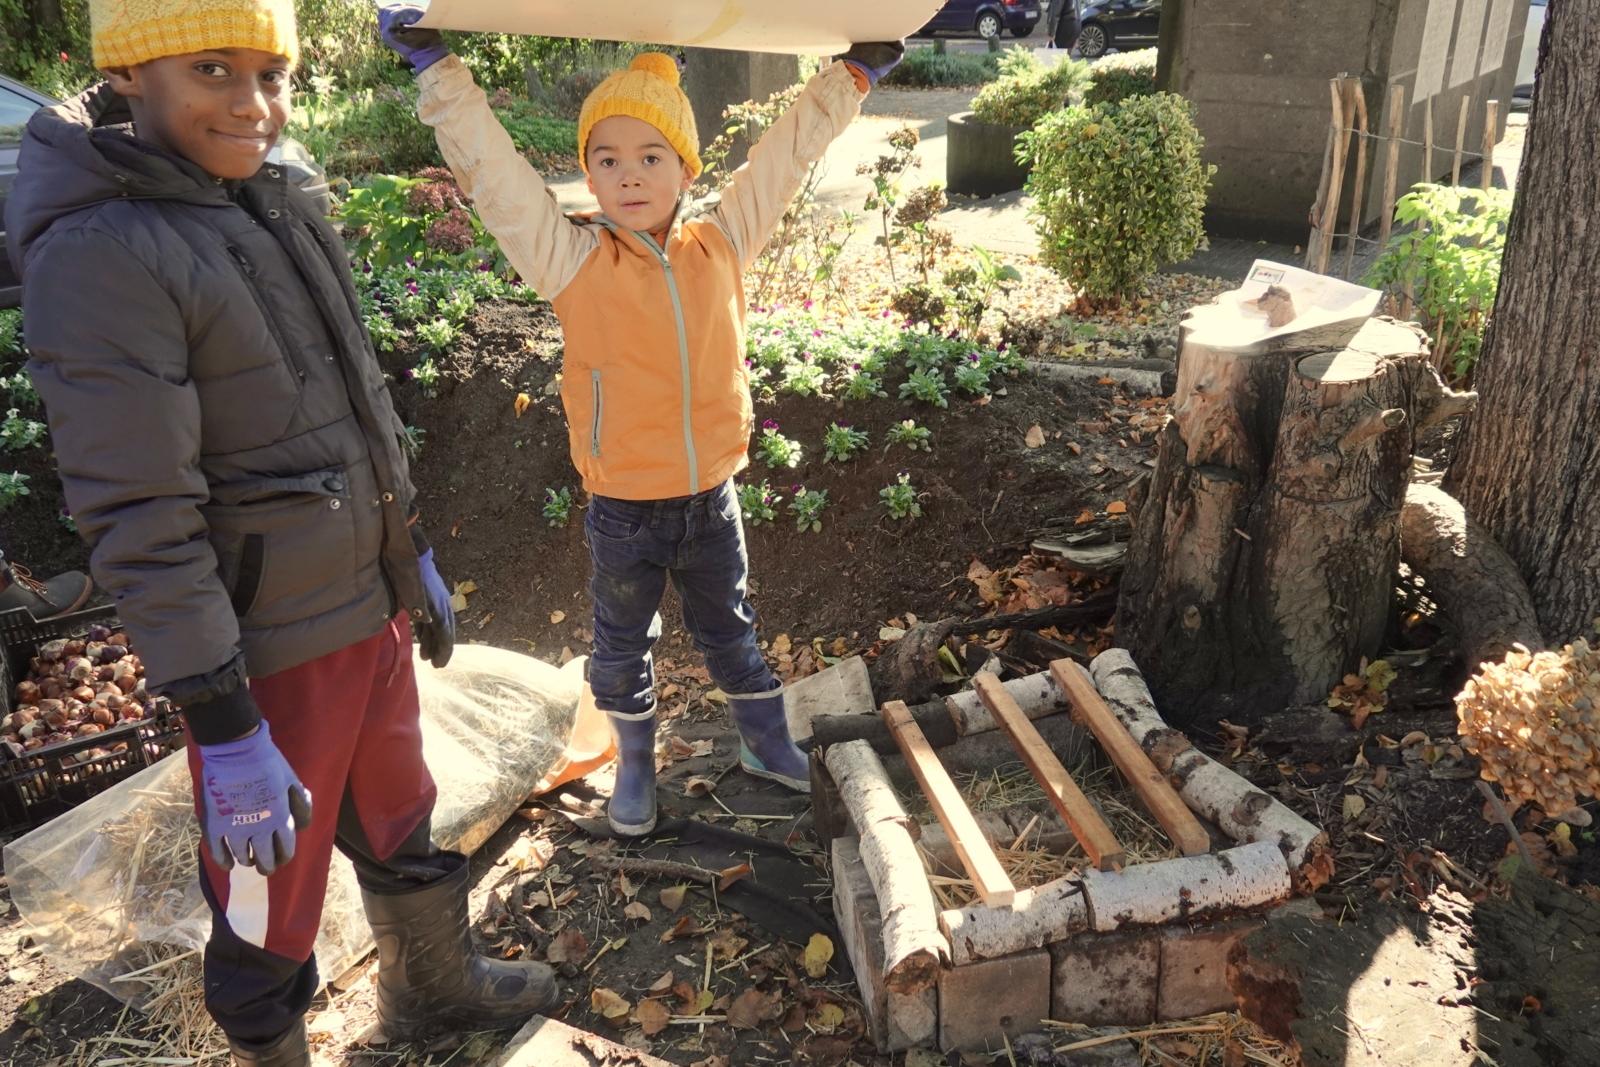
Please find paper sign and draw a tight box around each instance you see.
[415,0,947,55]
[1182,260,1382,350]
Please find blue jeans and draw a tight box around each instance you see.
[585,480,777,716]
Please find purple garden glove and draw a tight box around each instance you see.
[197,719,313,876]
[839,41,906,87]
[416,547,456,668]
[379,5,451,74]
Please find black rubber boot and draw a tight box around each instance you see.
[228,1020,310,1067]
[0,553,92,620]
[362,854,558,1040]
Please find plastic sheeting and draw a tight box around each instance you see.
[3,646,597,1006]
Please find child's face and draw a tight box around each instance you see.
[585,115,695,234]
[106,48,291,181]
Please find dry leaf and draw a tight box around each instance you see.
[624,901,653,923]
[771,633,793,654]
[1342,794,1367,821]
[648,970,675,995]
[546,928,589,964]
[634,997,671,1036]
[1074,509,1095,526]
[618,872,638,898]
[708,927,749,961]
[683,777,717,798]
[811,1002,847,1031]
[1068,441,1083,455]
[1105,500,1127,516]
[802,933,834,979]
[591,987,631,1022]
[1024,424,1046,449]
[660,884,689,911]
[726,987,782,1030]
[660,915,704,943]
[717,862,753,892]
[550,610,566,624]
[449,579,478,613]
[514,392,532,417]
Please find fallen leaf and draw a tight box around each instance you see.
[660,884,689,911]
[683,776,717,798]
[802,933,834,979]
[648,970,675,995]
[1024,424,1046,449]
[550,609,566,625]
[591,987,631,1022]
[660,915,705,943]
[618,872,638,898]
[717,862,753,892]
[811,1002,847,1031]
[1068,441,1083,455]
[1342,794,1367,821]
[772,633,793,654]
[708,927,749,961]
[624,901,653,923]
[878,625,907,641]
[449,579,478,612]
[1105,500,1127,516]
[546,928,589,964]
[1075,509,1095,526]
[634,997,670,1036]
[727,987,782,1030]
[514,392,532,417]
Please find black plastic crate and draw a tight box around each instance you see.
[0,605,185,835]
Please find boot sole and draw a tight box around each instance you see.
[380,1004,554,1042]
[608,809,658,836]
[739,761,812,793]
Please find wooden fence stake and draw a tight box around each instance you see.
[1315,78,1352,275]
[1342,78,1371,280]
[881,700,1016,908]
[1048,660,1211,856]
[1451,94,1472,185]
[973,673,1126,871]
[1422,97,1434,186]
[1482,99,1499,190]
[1378,83,1405,254]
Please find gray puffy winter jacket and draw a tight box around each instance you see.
[5,85,430,743]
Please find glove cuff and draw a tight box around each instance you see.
[177,662,264,745]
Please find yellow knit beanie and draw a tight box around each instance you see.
[578,53,702,179]
[90,0,298,71]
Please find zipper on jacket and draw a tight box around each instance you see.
[590,370,604,457]
[225,245,308,386]
[634,230,699,497]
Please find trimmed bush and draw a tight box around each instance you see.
[971,56,1089,127]
[883,46,1002,88]
[1083,47,1158,107]
[1019,91,1213,303]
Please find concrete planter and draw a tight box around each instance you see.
[946,111,1031,198]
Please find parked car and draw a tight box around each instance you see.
[1515,0,1546,102]
[1,76,331,311]
[1075,0,1162,59]
[918,0,1044,40]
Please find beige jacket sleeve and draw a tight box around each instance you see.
[415,56,598,300]
[708,61,865,270]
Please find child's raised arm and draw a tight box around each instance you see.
[380,7,597,299]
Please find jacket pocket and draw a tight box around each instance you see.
[225,245,308,391]
[590,370,604,458]
[201,468,358,629]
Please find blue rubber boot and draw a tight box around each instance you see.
[606,708,658,836]
[727,685,811,792]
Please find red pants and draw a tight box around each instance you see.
[187,617,440,1041]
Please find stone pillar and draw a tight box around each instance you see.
[682,49,802,173]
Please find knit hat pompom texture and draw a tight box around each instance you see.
[91,0,298,70]
[579,52,701,178]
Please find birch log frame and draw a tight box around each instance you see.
[1080,841,1291,931]
[940,876,1091,966]
[824,740,949,992]
[1089,650,1333,893]
[947,671,1063,735]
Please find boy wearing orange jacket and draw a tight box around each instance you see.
[380,9,901,834]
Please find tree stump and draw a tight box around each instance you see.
[1119,315,1470,727]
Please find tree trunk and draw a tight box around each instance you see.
[1445,1,1600,644]
[1119,316,1462,726]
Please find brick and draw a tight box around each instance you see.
[937,949,1051,1052]
[832,837,937,1050]
[1157,918,1262,1020]
[1050,929,1160,1026]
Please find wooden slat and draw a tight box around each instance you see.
[1422,97,1434,186]
[1378,83,1405,254]
[972,673,1126,871]
[1451,94,1472,186]
[1314,77,1351,275]
[880,700,1015,908]
[1342,78,1371,281]
[1481,99,1499,191]
[1048,660,1211,857]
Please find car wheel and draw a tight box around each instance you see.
[1076,22,1109,58]
[976,12,1002,38]
[1010,23,1036,38]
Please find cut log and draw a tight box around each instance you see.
[947,670,1063,736]
[1080,841,1290,931]
[1090,650,1333,892]
[1049,659,1211,857]
[881,701,1016,908]
[823,740,949,993]
[974,673,1126,871]
[1228,870,1598,1067]
[940,875,1091,967]
[1119,313,1457,726]
[1399,481,1544,671]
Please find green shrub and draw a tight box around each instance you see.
[1364,183,1511,380]
[1083,48,1158,107]
[1020,92,1213,304]
[883,46,1001,88]
[495,100,579,160]
[972,57,1089,127]
[287,87,442,181]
